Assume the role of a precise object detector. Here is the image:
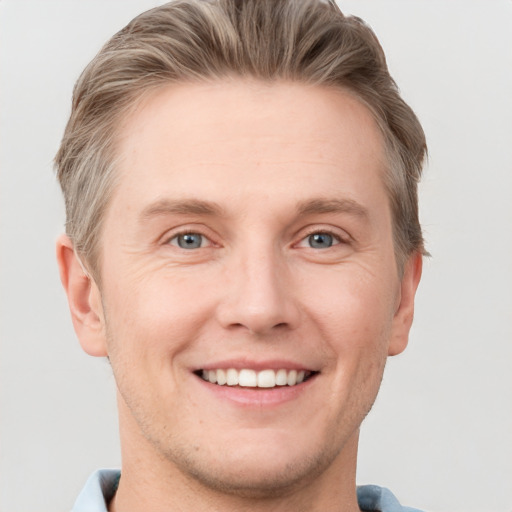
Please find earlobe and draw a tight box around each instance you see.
[56,234,108,357]
[388,252,423,356]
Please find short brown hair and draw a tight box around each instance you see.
[55,0,427,279]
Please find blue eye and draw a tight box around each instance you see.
[307,232,335,249]
[171,233,205,249]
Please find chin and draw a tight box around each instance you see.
[158,434,343,499]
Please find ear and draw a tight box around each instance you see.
[388,252,423,356]
[56,234,108,357]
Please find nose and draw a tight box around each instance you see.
[216,246,301,335]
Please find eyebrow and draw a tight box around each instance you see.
[140,198,226,221]
[296,198,369,219]
[139,197,369,222]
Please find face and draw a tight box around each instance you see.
[65,80,420,496]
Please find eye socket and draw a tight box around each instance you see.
[169,232,208,249]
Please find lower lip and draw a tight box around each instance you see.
[195,374,317,407]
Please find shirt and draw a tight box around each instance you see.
[71,469,424,512]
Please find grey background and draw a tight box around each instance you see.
[1,1,511,511]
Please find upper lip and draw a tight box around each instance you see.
[196,359,318,372]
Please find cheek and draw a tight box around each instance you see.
[296,270,394,439]
[301,266,396,401]
[100,273,210,419]
[101,270,217,370]
[303,267,397,348]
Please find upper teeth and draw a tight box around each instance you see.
[201,369,308,388]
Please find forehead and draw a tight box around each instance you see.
[110,79,388,218]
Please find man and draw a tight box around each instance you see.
[55,0,426,510]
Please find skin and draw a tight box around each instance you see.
[57,80,422,512]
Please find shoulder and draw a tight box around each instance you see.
[71,469,120,512]
[357,484,425,512]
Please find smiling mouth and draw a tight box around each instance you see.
[196,368,317,388]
